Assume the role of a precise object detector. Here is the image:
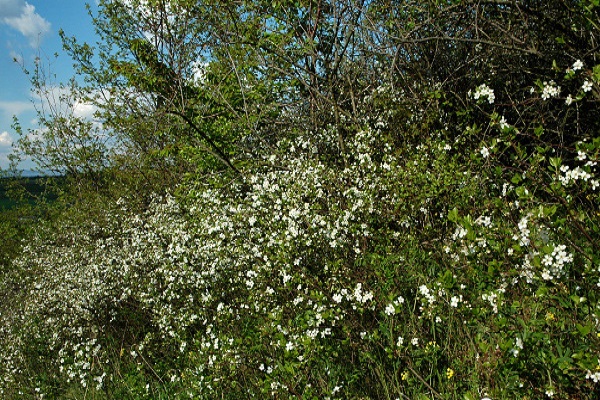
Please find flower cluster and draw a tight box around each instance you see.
[471,84,495,104]
[540,244,573,281]
[541,80,561,100]
[384,296,405,316]
[571,59,584,72]
[0,125,416,397]
[481,289,504,314]
[558,164,597,188]
[586,370,600,383]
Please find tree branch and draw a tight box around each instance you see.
[166,110,241,175]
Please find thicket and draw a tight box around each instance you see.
[1,0,600,398]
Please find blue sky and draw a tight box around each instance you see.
[0,0,99,171]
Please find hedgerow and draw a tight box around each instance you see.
[2,57,600,399]
[3,1,600,399]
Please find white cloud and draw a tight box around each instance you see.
[30,85,101,121]
[0,152,9,167]
[1,1,51,47]
[0,0,22,18]
[73,101,97,120]
[0,131,13,146]
[0,100,34,116]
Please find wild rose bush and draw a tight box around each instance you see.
[1,59,600,400]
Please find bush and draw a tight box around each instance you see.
[3,1,600,398]
[2,61,599,398]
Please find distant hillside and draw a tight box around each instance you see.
[0,176,63,210]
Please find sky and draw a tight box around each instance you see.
[0,0,99,171]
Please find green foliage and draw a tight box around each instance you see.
[3,0,600,399]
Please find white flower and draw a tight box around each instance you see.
[572,59,584,71]
[450,296,460,308]
[499,116,509,130]
[582,80,593,92]
[384,304,396,316]
[541,81,561,100]
[396,336,404,346]
[481,147,490,158]
[282,273,292,284]
[411,337,419,346]
[586,370,600,382]
[476,215,492,227]
[565,94,574,105]
[472,84,495,104]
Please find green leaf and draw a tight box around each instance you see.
[593,64,600,82]
[544,205,558,216]
[576,324,592,336]
[515,186,529,198]
[467,228,476,241]
[536,286,548,297]
[534,126,544,137]
[440,269,455,288]
[448,207,458,222]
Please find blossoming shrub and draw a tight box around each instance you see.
[1,59,600,399]
[439,59,600,398]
